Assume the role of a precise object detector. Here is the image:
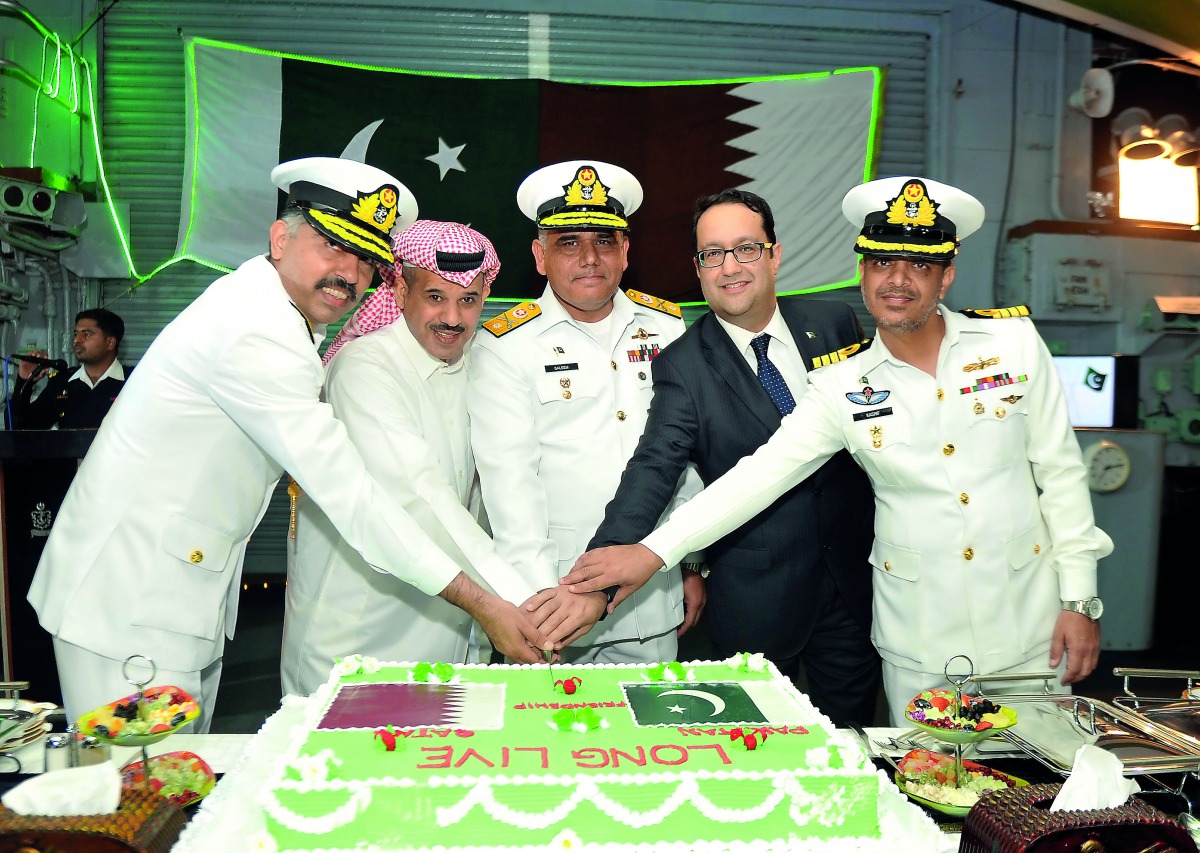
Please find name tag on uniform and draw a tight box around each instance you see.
[544,363,579,373]
[852,407,893,422]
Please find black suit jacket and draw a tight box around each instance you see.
[590,296,875,660]
[10,368,127,430]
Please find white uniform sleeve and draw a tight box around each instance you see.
[643,386,844,568]
[207,322,461,596]
[467,339,560,592]
[325,353,538,605]
[1021,322,1113,598]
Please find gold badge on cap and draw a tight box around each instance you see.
[887,180,938,227]
[351,185,399,234]
[563,166,609,207]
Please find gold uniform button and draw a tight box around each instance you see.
[963,547,974,561]
[884,561,891,572]
[943,443,955,456]
[611,360,617,371]
[189,550,204,564]
[562,390,572,400]
[936,388,944,401]
[1033,544,1041,554]
[616,410,627,421]
[959,493,969,505]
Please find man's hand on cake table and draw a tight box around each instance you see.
[678,572,706,637]
[523,586,607,648]
[439,572,548,664]
[560,544,665,611]
[479,598,552,664]
[1051,610,1100,685]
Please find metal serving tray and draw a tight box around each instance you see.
[986,692,1200,778]
[1111,667,1200,749]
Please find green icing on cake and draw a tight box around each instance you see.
[262,661,880,851]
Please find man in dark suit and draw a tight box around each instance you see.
[580,189,880,725]
[10,308,128,430]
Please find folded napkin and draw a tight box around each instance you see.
[1050,743,1140,812]
[1,762,121,816]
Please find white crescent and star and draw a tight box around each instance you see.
[658,689,726,716]
[426,137,466,180]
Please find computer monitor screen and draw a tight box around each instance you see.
[1051,355,1138,428]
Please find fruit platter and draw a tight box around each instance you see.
[120,750,215,808]
[905,688,1018,745]
[77,685,200,747]
[895,748,1027,818]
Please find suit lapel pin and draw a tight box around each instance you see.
[805,331,817,339]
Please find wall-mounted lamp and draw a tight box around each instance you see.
[1109,108,1200,225]
[1112,107,1171,160]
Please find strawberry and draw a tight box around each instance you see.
[929,695,950,712]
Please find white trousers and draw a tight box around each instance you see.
[882,654,1068,726]
[53,637,223,734]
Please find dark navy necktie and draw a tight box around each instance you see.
[750,334,796,416]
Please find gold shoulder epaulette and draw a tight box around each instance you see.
[958,305,1031,319]
[625,288,682,318]
[483,302,542,337]
[811,338,873,369]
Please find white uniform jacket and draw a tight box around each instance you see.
[644,306,1113,674]
[282,319,538,695]
[467,285,701,645]
[29,256,465,673]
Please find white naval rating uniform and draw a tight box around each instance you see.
[642,306,1113,716]
[467,285,702,662]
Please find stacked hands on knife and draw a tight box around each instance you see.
[497,543,696,665]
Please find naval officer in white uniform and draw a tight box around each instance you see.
[30,158,549,731]
[467,160,705,663]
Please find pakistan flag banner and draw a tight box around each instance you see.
[180,38,881,302]
[624,682,772,726]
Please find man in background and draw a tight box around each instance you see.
[29,157,550,732]
[10,308,127,429]
[283,220,549,695]
[579,189,879,726]
[468,159,705,663]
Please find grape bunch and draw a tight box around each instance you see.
[955,697,1000,723]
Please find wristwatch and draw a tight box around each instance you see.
[680,561,709,579]
[1062,597,1104,621]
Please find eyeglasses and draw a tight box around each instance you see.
[694,242,775,268]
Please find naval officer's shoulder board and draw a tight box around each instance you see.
[958,305,1031,319]
[483,301,542,337]
[811,338,873,369]
[624,288,682,319]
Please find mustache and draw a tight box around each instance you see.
[432,323,466,334]
[317,277,356,300]
[877,287,917,299]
